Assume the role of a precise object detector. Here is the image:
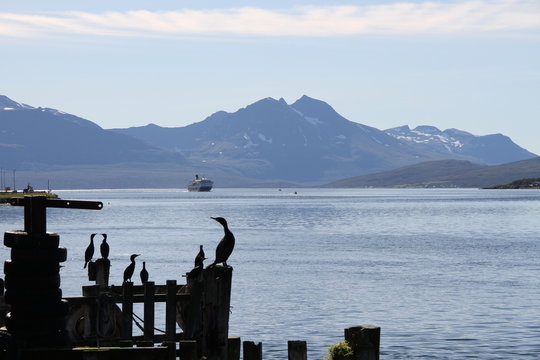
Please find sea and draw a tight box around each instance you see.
[1,188,539,359]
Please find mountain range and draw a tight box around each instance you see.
[1,94,538,188]
[112,95,536,182]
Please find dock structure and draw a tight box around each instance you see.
[0,195,380,359]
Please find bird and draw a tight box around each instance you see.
[84,233,96,269]
[140,261,149,283]
[194,245,206,268]
[210,217,235,267]
[100,233,109,259]
[123,254,140,283]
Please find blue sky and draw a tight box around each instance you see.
[2,0,539,154]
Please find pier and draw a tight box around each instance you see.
[0,195,380,359]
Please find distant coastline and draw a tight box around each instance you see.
[484,178,540,189]
[0,191,58,204]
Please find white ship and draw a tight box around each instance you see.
[187,175,213,192]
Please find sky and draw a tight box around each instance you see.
[1,0,539,154]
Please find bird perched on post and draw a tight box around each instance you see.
[123,254,139,283]
[195,245,206,268]
[84,233,96,269]
[100,233,109,259]
[210,217,235,267]
[140,261,149,283]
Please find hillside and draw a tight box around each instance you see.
[323,157,540,188]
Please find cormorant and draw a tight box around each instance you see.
[123,254,140,283]
[100,233,109,259]
[84,233,96,269]
[195,245,206,268]
[210,217,235,267]
[140,261,149,283]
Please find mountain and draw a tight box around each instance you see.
[323,157,540,188]
[2,94,537,188]
[0,95,185,169]
[385,125,536,165]
[114,95,536,183]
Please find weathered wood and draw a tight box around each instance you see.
[83,284,185,296]
[243,341,262,360]
[95,258,111,286]
[179,340,198,360]
[344,326,380,360]
[162,341,177,360]
[68,294,190,305]
[166,280,177,342]
[227,337,241,360]
[202,266,233,360]
[144,281,156,342]
[122,282,134,340]
[22,346,170,360]
[288,340,307,360]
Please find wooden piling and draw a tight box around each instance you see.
[95,258,111,286]
[165,280,177,342]
[122,282,134,340]
[201,265,233,360]
[243,341,262,360]
[179,340,198,360]
[227,337,241,360]
[288,340,307,360]
[144,281,155,343]
[344,326,380,360]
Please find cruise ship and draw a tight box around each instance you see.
[187,175,213,192]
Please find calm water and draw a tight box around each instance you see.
[1,188,539,359]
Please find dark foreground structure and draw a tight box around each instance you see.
[0,196,380,360]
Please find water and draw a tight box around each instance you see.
[1,188,539,359]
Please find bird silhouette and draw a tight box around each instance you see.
[195,245,206,268]
[84,233,96,269]
[100,233,109,259]
[140,261,149,283]
[123,254,140,283]
[211,217,235,267]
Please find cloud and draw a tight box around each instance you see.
[1,1,539,40]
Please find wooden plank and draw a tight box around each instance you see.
[166,280,177,342]
[65,293,190,305]
[288,340,307,360]
[144,281,156,342]
[344,326,381,360]
[243,341,262,360]
[84,284,185,296]
[122,282,134,340]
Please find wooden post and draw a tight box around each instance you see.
[144,281,155,343]
[122,282,134,340]
[344,326,380,360]
[166,280,177,342]
[243,341,262,360]
[179,340,198,360]
[202,266,233,360]
[227,337,241,360]
[288,340,307,360]
[95,258,110,286]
